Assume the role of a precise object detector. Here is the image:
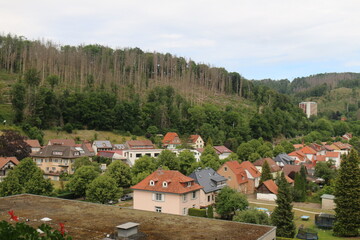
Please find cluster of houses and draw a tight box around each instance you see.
[1,131,352,216]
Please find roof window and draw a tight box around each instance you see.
[162,181,168,187]
[150,180,155,186]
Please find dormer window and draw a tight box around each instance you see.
[162,181,168,187]
[187,182,191,187]
[150,180,155,186]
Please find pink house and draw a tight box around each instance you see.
[131,169,203,215]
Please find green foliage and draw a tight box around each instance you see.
[0,220,72,240]
[271,173,296,238]
[105,161,132,188]
[63,123,73,133]
[157,150,179,170]
[233,209,271,225]
[0,158,53,196]
[333,149,360,237]
[280,140,295,154]
[131,155,157,184]
[273,145,285,156]
[178,150,196,175]
[215,187,248,220]
[260,160,272,184]
[207,205,214,218]
[86,175,122,204]
[73,157,99,171]
[248,152,261,163]
[10,81,26,123]
[24,68,41,87]
[315,161,336,185]
[188,208,207,217]
[66,166,99,197]
[237,143,254,161]
[46,74,59,90]
[0,130,31,160]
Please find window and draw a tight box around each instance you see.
[136,153,141,158]
[52,167,56,171]
[153,193,164,201]
[183,208,187,215]
[224,167,227,172]
[150,180,155,186]
[162,181,168,187]
[130,153,133,158]
[187,182,191,187]
[183,194,187,202]
[52,151,63,156]
[208,195,211,202]
[155,206,162,213]
[212,195,215,201]
[154,153,159,157]
[192,191,196,199]
[145,153,151,156]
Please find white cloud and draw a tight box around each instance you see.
[0,0,360,79]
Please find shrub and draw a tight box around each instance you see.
[188,208,207,217]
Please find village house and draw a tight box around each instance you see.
[282,165,308,181]
[342,133,352,141]
[253,158,281,179]
[123,140,163,166]
[288,150,309,164]
[32,144,92,180]
[92,140,113,154]
[330,142,351,155]
[315,152,341,168]
[131,168,203,215]
[309,143,326,155]
[0,157,19,182]
[300,146,317,161]
[256,179,278,201]
[188,167,227,207]
[187,135,204,148]
[213,146,233,159]
[24,139,41,154]
[162,132,182,149]
[217,161,261,194]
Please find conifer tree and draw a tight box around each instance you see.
[333,149,360,237]
[271,172,296,238]
[260,160,272,184]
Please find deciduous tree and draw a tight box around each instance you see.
[86,175,122,204]
[215,187,248,220]
[105,161,131,188]
[67,166,99,197]
[0,130,31,160]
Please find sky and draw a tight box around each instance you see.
[1,0,360,80]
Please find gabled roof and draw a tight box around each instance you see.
[189,168,227,194]
[274,153,294,165]
[213,146,232,154]
[0,157,19,169]
[48,139,76,147]
[97,151,115,158]
[24,139,41,148]
[283,165,302,178]
[239,161,261,178]
[131,169,203,194]
[315,155,326,162]
[260,180,278,194]
[324,145,335,151]
[126,140,155,149]
[222,161,248,184]
[253,158,281,173]
[93,140,112,148]
[326,152,340,158]
[301,146,317,155]
[188,135,201,144]
[162,132,181,145]
[332,142,351,150]
[32,145,92,159]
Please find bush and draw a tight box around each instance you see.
[188,208,207,217]
[233,209,271,225]
[207,205,214,218]
[63,123,73,133]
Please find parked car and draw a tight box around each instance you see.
[121,194,133,201]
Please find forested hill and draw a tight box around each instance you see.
[252,72,360,95]
[0,34,311,148]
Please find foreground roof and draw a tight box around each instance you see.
[0,194,275,240]
[0,157,19,169]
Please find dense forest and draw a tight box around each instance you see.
[0,34,317,148]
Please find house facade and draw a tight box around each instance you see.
[253,158,281,179]
[256,179,278,201]
[213,146,233,159]
[187,135,204,149]
[189,168,227,207]
[32,145,92,180]
[0,157,19,182]
[217,161,260,194]
[162,132,182,149]
[131,169,203,215]
[92,140,113,154]
[24,139,41,153]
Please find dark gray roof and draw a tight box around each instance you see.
[93,140,112,148]
[32,145,91,159]
[274,153,294,165]
[189,168,227,194]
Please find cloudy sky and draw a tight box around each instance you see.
[1,0,360,80]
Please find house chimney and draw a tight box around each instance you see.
[116,222,139,238]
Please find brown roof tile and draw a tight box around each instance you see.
[0,157,19,169]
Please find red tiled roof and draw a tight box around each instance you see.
[285,175,294,184]
[253,158,281,173]
[84,143,94,153]
[0,157,19,169]
[49,139,76,147]
[301,146,317,155]
[131,169,203,194]
[332,142,351,150]
[326,152,340,158]
[262,180,278,194]
[24,139,41,148]
[316,155,326,162]
[188,135,200,143]
[293,144,304,149]
[288,150,308,162]
[162,132,181,145]
[283,165,302,177]
[97,151,115,158]
[195,148,204,153]
[213,146,232,154]
[127,140,155,149]
[239,161,261,178]
[324,145,335,151]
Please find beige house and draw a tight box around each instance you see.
[32,144,92,180]
[131,169,203,215]
[188,135,204,149]
[0,157,19,182]
[321,194,335,210]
